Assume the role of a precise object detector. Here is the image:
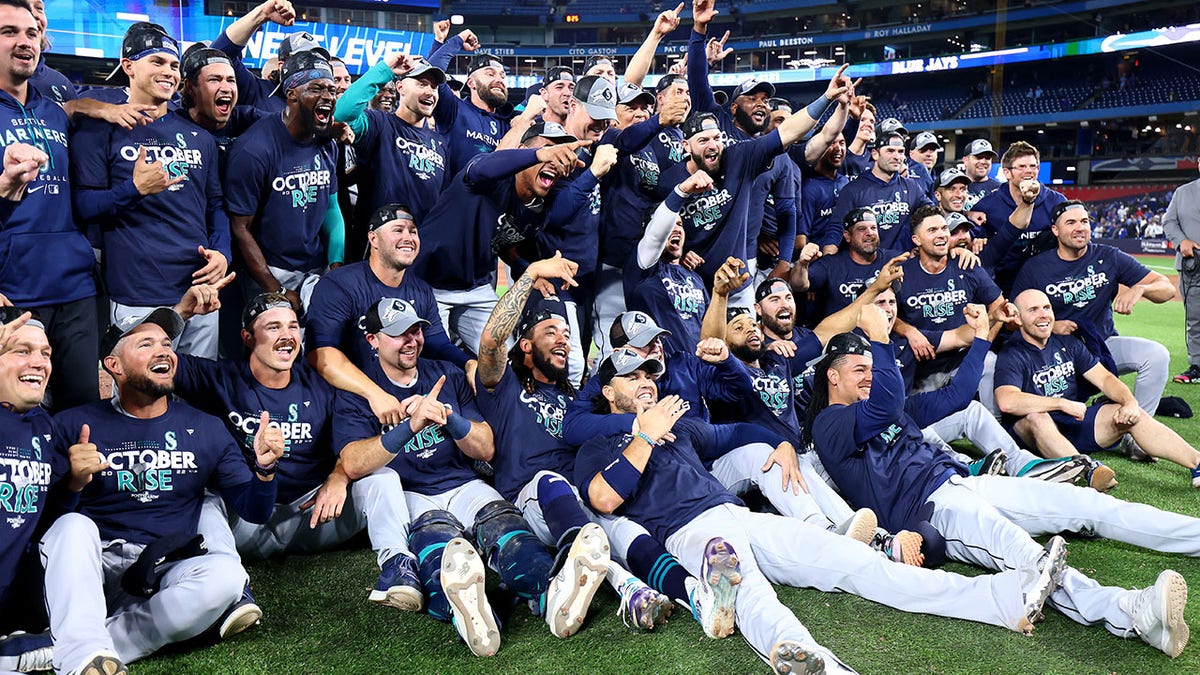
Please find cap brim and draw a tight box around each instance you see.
[582,101,617,121]
[619,92,655,106]
[405,64,447,85]
[378,317,431,337]
[104,307,185,355]
[737,82,775,98]
[971,150,998,159]
[625,326,670,348]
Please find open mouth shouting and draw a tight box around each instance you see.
[313,102,334,126]
[213,91,234,117]
[273,338,297,361]
[148,357,174,377]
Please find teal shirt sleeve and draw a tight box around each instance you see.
[322,193,345,265]
[333,59,396,138]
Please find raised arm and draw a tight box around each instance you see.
[626,3,684,86]
[776,66,852,149]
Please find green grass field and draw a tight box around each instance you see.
[138,262,1200,675]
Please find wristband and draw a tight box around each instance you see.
[253,462,277,477]
[634,431,659,446]
[380,423,417,454]
[805,94,833,121]
[601,456,642,500]
[444,411,473,440]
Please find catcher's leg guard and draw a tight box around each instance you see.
[408,510,468,621]
[473,500,553,601]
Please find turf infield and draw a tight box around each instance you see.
[135,271,1200,675]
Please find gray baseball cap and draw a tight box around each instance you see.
[610,311,670,349]
[520,120,578,145]
[597,348,665,385]
[731,77,775,100]
[910,131,941,151]
[365,298,429,336]
[101,308,185,357]
[938,168,970,188]
[617,82,655,107]
[964,139,998,158]
[573,75,617,121]
[278,32,330,62]
[946,212,972,231]
[403,60,447,85]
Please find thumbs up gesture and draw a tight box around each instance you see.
[68,424,109,492]
[253,411,285,476]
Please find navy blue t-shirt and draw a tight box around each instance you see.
[1011,244,1150,339]
[354,109,448,223]
[812,341,966,532]
[994,333,1099,407]
[623,257,709,357]
[654,132,784,284]
[0,406,67,607]
[798,168,849,249]
[964,177,1001,211]
[225,114,338,271]
[305,262,455,368]
[972,183,1067,289]
[174,355,337,503]
[708,351,800,444]
[807,248,900,317]
[897,256,1002,331]
[70,112,229,305]
[30,58,76,104]
[475,366,575,502]
[428,35,512,177]
[333,359,480,496]
[574,418,742,541]
[602,127,686,268]
[831,171,933,251]
[52,400,261,544]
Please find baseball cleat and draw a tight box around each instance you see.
[1121,433,1157,463]
[970,448,1008,477]
[545,523,610,638]
[370,553,424,612]
[769,640,825,674]
[1016,535,1066,635]
[1191,466,1200,490]
[1085,459,1118,492]
[441,537,500,657]
[688,537,741,639]
[1120,570,1189,657]
[0,631,52,673]
[616,578,673,630]
[73,651,127,675]
[871,529,924,567]
[833,508,877,545]
[218,584,262,639]
[1017,456,1090,484]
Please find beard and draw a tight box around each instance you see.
[125,372,174,399]
[733,105,767,135]
[760,312,793,339]
[531,344,569,383]
[611,390,641,415]
[730,342,766,363]
[473,79,508,110]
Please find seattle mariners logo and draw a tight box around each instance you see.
[271,156,332,210]
[1032,349,1076,397]
[519,390,567,438]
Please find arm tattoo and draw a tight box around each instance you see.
[478,273,535,388]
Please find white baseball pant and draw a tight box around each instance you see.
[433,283,499,357]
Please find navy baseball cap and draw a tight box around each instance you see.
[731,78,775,100]
[101,308,185,357]
[542,65,575,90]
[276,51,334,95]
[242,293,294,330]
[106,22,179,83]
[277,32,330,62]
[468,53,505,74]
[610,311,669,349]
[1051,200,1088,224]
[654,73,685,93]
[0,306,44,332]
[365,298,430,336]
[680,112,720,139]
[873,131,906,150]
[843,207,878,230]
[768,97,793,112]
[964,139,998,158]
[597,348,664,385]
[755,277,791,303]
[368,203,416,231]
[180,43,231,82]
[807,331,872,372]
[515,296,569,339]
[584,55,614,72]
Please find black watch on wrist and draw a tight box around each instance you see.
[254,462,277,477]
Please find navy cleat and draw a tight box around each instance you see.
[370,553,423,612]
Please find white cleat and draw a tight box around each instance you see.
[441,537,500,656]
[1120,569,1189,657]
[688,536,742,639]
[769,640,826,674]
[834,508,878,545]
[1015,535,1066,635]
[545,523,610,638]
[616,577,673,631]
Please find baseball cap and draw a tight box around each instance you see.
[654,73,685,94]
[726,306,753,323]
[616,82,655,107]
[365,298,430,336]
[402,60,447,85]
[584,55,614,72]
[277,32,330,62]
[1050,200,1088,224]
[100,308,185,357]
[242,293,294,330]
[515,296,569,339]
[597,348,664,386]
[755,277,791,304]
[878,117,908,137]
[106,22,179,83]
[573,75,617,121]
[610,311,670,349]
[937,168,970,188]
[520,120,578,145]
[909,131,941,151]
[946,212,972,232]
[368,203,416,231]
[873,131,906,150]
[680,112,720,139]
[0,306,44,332]
[843,207,878,230]
[180,44,232,83]
[768,97,793,112]
[731,78,775,100]
[468,53,505,74]
[806,330,872,371]
[964,139,998,159]
[542,65,575,90]
[274,51,334,96]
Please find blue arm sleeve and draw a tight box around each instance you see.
[702,422,785,462]
[464,148,541,188]
[322,194,345,265]
[853,341,906,445]
[775,195,798,262]
[333,59,394,137]
[906,338,990,427]
[423,330,471,367]
[72,180,142,223]
[687,30,720,113]
[206,190,233,263]
[219,475,278,524]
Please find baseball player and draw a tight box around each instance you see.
[806,312,1191,658]
[210,1,317,114]
[960,139,1002,211]
[831,131,936,253]
[578,348,1067,675]
[40,308,285,673]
